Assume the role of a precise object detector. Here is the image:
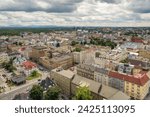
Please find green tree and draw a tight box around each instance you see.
[75,86,92,100]
[31,70,38,77]
[74,47,82,52]
[29,85,44,100]
[2,59,16,72]
[71,41,76,46]
[45,86,61,100]
[19,42,23,46]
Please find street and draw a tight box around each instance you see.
[0,71,49,100]
[0,79,38,100]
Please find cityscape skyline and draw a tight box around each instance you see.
[0,0,150,27]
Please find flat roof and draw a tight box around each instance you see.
[108,91,130,100]
[72,75,101,94]
[51,55,72,62]
[52,69,75,79]
[99,85,118,99]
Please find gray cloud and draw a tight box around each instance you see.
[0,0,150,27]
[96,0,121,4]
[127,0,150,13]
[0,0,83,13]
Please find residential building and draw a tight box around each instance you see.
[120,42,145,50]
[139,49,150,60]
[22,61,37,76]
[0,53,9,65]
[117,63,134,75]
[131,37,144,43]
[73,48,96,64]
[95,48,127,67]
[71,75,130,100]
[77,64,94,80]
[29,46,47,61]
[50,68,75,97]
[39,54,73,70]
[11,75,26,85]
[108,72,125,92]
[128,58,150,70]
[7,44,21,52]
[18,47,32,59]
[0,43,7,52]
[109,71,150,99]
[94,67,109,85]
[13,55,27,66]
[73,51,86,64]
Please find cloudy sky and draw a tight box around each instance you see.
[0,0,150,27]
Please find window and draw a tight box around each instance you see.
[132,83,135,86]
[137,88,140,92]
[137,95,141,99]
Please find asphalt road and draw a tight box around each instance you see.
[0,79,38,100]
[0,71,49,100]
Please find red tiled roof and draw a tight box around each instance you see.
[22,61,36,70]
[20,47,26,51]
[108,71,149,86]
[131,37,144,43]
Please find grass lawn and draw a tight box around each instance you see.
[27,72,42,80]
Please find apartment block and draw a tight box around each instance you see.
[0,53,9,65]
[77,64,94,80]
[94,67,109,85]
[109,71,150,99]
[50,68,75,97]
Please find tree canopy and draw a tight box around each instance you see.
[29,85,44,100]
[44,86,61,100]
[90,37,117,49]
[75,86,92,100]
[74,47,82,52]
[2,59,16,72]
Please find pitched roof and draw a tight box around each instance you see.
[131,37,144,43]
[11,77,26,84]
[22,61,36,70]
[108,71,149,86]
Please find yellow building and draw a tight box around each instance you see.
[109,71,150,100]
[125,81,149,100]
[139,49,150,59]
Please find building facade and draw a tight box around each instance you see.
[94,67,109,85]
[50,68,75,97]
[77,64,94,80]
[0,53,9,65]
[108,71,150,99]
